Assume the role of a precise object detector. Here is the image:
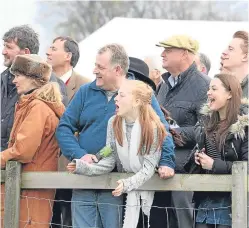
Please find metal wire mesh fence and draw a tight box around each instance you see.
[0,193,236,228]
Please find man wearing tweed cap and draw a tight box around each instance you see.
[153,35,210,228]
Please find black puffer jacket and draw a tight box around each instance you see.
[1,69,68,151]
[157,63,210,172]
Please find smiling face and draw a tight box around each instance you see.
[207,78,232,113]
[93,50,120,91]
[114,82,139,118]
[221,38,247,71]
[12,73,36,95]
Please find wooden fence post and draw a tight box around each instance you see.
[4,161,21,228]
[232,161,248,228]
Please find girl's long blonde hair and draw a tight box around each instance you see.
[113,80,167,155]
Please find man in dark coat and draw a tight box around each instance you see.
[156,35,210,228]
[1,25,68,151]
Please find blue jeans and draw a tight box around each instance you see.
[196,196,231,226]
[71,189,123,228]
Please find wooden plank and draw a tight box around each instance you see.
[21,172,232,191]
[232,162,248,228]
[4,161,22,228]
[1,170,5,183]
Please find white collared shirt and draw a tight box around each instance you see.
[168,75,179,87]
[60,69,73,83]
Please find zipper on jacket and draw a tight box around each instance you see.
[231,142,238,160]
[198,118,205,150]
[222,145,225,161]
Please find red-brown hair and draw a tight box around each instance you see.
[233,31,248,54]
[113,80,167,155]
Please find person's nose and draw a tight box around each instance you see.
[221,49,228,59]
[2,46,7,55]
[161,50,166,57]
[93,66,99,74]
[46,48,52,57]
[12,77,17,84]
[207,89,212,96]
[114,94,119,102]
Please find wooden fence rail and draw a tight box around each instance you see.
[1,161,248,228]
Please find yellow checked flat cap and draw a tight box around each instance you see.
[156,35,199,54]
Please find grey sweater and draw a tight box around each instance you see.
[73,116,161,193]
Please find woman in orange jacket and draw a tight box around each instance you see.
[1,54,65,228]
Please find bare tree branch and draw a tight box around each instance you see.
[35,0,248,42]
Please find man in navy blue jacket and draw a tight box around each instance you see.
[56,44,175,228]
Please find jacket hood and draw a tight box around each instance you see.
[19,90,65,119]
[200,98,248,139]
[38,97,65,118]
